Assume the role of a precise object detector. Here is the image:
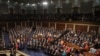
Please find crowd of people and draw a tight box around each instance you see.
[0,29,5,50]
[1,25,100,56]
[8,26,32,49]
[0,39,4,50]
[61,30,100,55]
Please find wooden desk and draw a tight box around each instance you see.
[64,42,95,56]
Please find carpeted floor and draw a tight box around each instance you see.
[22,50,47,56]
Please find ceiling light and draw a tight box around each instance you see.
[32,4,36,6]
[7,0,10,3]
[21,3,24,5]
[42,1,48,6]
[15,2,18,5]
[84,0,89,2]
[51,1,53,4]
[38,2,40,5]
[66,0,70,3]
[27,3,30,6]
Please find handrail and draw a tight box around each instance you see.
[0,50,30,56]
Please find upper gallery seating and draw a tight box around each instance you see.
[0,14,100,22]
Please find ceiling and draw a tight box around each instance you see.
[1,0,99,7]
[0,0,95,4]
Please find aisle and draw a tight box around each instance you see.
[22,50,47,56]
[22,27,47,56]
[25,31,34,49]
[3,32,10,49]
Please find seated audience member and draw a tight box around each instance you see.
[89,47,97,54]
[62,50,67,56]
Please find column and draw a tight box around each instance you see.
[87,25,90,32]
[73,24,75,32]
[98,26,100,33]
[15,22,16,28]
[55,23,56,30]
[41,22,42,27]
[6,23,8,30]
[35,22,37,28]
[65,23,67,30]
[32,21,34,26]
[21,22,22,28]
[25,21,26,27]
[27,21,29,27]
[48,22,50,28]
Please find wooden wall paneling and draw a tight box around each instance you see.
[32,22,34,26]
[98,26,100,33]
[26,21,29,27]
[37,21,41,27]
[15,22,16,28]
[11,22,15,28]
[48,22,50,28]
[89,26,99,32]
[8,22,15,29]
[22,21,25,27]
[29,21,32,27]
[0,23,6,27]
[67,24,74,30]
[16,22,21,29]
[24,21,27,27]
[21,22,22,28]
[34,22,37,26]
[33,21,37,26]
[56,23,65,30]
[42,22,49,28]
[75,25,87,32]
[50,23,55,29]
[16,22,21,26]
